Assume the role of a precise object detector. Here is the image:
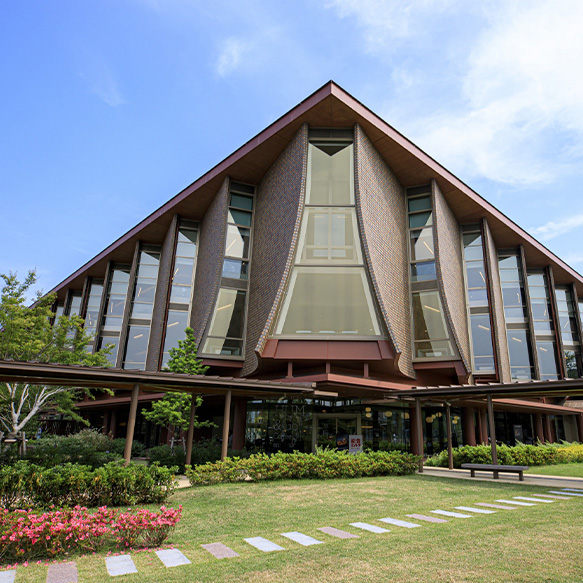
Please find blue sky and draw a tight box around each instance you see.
[2,0,583,297]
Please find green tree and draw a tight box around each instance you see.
[142,328,213,441]
[0,271,111,437]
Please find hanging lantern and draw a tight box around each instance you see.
[365,407,372,412]
[404,412,410,419]
[365,412,372,418]
[386,411,393,418]
[425,416,433,423]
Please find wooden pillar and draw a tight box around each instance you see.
[109,409,117,438]
[487,395,498,478]
[409,404,419,455]
[479,408,488,444]
[415,399,423,473]
[221,390,232,461]
[185,392,197,467]
[446,405,453,470]
[543,415,554,443]
[231,398,248,451]
[102,411,110,435]
[534,413,545,443]
[123,384,140,465]
[577,414,583,443]
[462,407,476,446]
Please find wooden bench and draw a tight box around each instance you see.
[461,463,529,481]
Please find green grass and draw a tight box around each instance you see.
[526,463,583,477]
[6,475,583,583]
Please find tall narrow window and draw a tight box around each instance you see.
[498,251,533,380]
[556,286,582,378]
[527,270,560,380]
[97,265,131,366]
[161,220,198,367]
[203,182,255,357]
[274,132,382,338]
[122,247,161,370]
[462,227,495,374]
[84,279,104,351]
[64,291,83,339]
[407,186,454,359]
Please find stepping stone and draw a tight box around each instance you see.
[406,513,448,523]
[318,527,359,539]
[349,522,390,533]
[430,510,472,518]
[0,571,16,583]
[562,488,583,492]
[530,494,571,500]
[495,499,534,506]
[378,517,421,528]
[514,496,553,503]
[105,555,138,577]
[47,562,78,583]
[476,503,517,510]
[201,542,240,559]
[549,490,583,497]
[454,506,495,514]
[244,537,284,552]
[281,532,324,546]
[155,549,191,568]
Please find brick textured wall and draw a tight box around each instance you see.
[190,178,230,345]
[482,218,511,382]
[146,214,179,371]
[432,180,471,373]
[354,125,415,378]
[242,124,309,376]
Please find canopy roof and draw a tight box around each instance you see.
[50,81,583,300]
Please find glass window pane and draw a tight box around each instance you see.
[511,366,533,381]
[463,233,482,247]
[468,288,489,307]
[203,338,243,356]
[276,267,380,336]
[530,299,550,320]
[412,291,449,342]
[527,273,545,287]
[112,269,131,283]
[230,193,253,210]
[207,289,247,339]
[528,286,547,299]
[499,269,519,283]
[415,340,454,358]
[507,329,533,368]
[470,314,495,359]
[131,302,154,319]
[504,306,527,321]
[308,143,353,205]
[133,279,156,303]
[123,326,150,369]
[139,251,160,265]
[408,196,431,213]
[170,285,193,304]
[178,228,197,245]
[163,310,189,358]
[537,341,559,379]
[411,261,436,282]
[98,336,120,366]
[564,349,582,379]
[228,209,252,227]
[409,211,432,229]
[502,283,525,307]
[172,257,195,286]
[464,246,483,261]
[499,255,519,269]
[225,225,250,259]
[473,356,496,373]
[222,259,249,280]
[533,319,553,333]
[409,227,434,261]
[137,264,159,279]
[466,262,487,288]
[176,241,197,257]
[106,297,126,317]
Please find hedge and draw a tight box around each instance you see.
[424,442,583,468]
[186,449,420,486]
[0,461,178,510]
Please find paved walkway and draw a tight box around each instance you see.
[421,466,583,489]
[1,486,580,581]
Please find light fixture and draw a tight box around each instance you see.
[365,413,372,418]
[426,416,433,423]
[365,407,372,412]
[511,336,522,342]
[167,321,179,327]
[133,334,143,339]
[452,419,458,425]
[424,304,440,313]
[386,411,392,418]
[478,324,490,331]
[217,303,233,312]
[404,412,410,419]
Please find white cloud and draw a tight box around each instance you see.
[80,58,126,107]
[215,38,251,77]
[530,214,583,241]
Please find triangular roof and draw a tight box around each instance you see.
[51,80,583,297]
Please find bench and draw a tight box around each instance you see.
[460,463,529,481]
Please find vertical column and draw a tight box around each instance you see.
[577,414,583,442]
[221,390,232,461]
[487,396,499,478]
[534,413,545,443]
[102,411,110,435]
[543,415,554,443]
[461,407,477,446]
[185,392,198,467]
[109,409,117,438]
[124,385,140,465]
[409,404,420,455]
[231,397,248,451]
[445,405,453,470]
[479,409,488,444]
[415,399,423,473]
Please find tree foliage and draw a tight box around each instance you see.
[0,271,111,436]
[142,328,213,439]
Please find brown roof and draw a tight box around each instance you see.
[50,81,583,299]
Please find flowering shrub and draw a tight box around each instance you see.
[0,505,182,562]
[0,461,178,510]
[186,450,420,486]
[424,442,583,468]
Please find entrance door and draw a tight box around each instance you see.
[312,413,361,452]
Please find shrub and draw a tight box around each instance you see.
[0,461,178,510]
[186,449,420,486]
[109,438,146,458]
[148,445,187,473]
[0,505,182,562]
[424,442,583,468]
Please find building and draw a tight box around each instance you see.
[48,81,583,455]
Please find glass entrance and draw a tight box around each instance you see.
[312,414,361,451]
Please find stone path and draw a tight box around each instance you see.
[1,487,578,581]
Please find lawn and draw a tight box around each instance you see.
[7,475,583,583]
[526,463,583,478]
